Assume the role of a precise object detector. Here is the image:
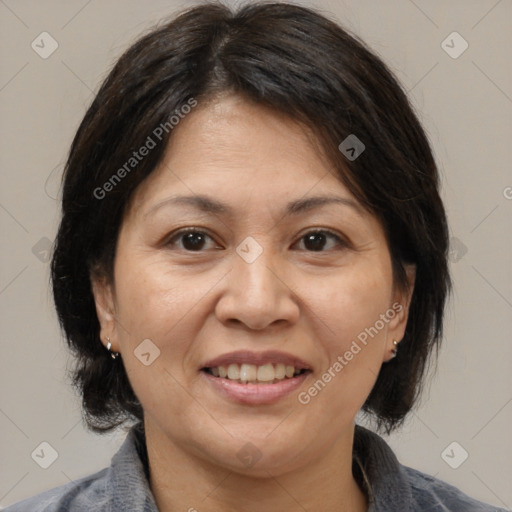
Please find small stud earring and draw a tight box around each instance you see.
[391,339,399,358]
[106,336,119,359]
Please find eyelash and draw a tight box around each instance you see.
[165,227,349,253]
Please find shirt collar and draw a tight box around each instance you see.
[353,425,414,511]
[110,423,158,511]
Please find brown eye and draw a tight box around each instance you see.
[166,228,348,253]
[167,229,217,251]
[295,230,347,252]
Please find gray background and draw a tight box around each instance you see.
[1,0,511,509]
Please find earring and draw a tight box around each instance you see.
[106,336,119,359]
[391,339,399,358]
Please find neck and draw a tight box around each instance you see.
[145,421,368,512]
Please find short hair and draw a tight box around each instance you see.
[51,1,451,434]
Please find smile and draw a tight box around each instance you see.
[199,350,313,405]
[202,363,309,383]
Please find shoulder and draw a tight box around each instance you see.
[4,424,156,512]
[401,465,508,512]
[3,468,111,512]
[353,425,507,512]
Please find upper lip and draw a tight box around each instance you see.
[201,350,312,370]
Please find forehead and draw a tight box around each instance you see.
[126,95,356,219]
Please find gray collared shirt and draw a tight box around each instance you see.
[5,423,507,511]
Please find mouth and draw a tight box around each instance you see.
[200,350,312,405]
[201,363,310,384]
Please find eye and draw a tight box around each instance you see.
[166,228,219,252]
[165,228,348,253]
[293,230,348,252]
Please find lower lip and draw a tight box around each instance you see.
[201,371,310,405]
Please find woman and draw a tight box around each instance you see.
[6,2,506,511]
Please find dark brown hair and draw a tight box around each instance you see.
[51,1,451,434]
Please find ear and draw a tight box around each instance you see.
[90,273,119,352]
[383,264,416,362]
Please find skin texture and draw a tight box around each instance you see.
[92,94,415,512]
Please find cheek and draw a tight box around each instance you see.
[298,260,392,410]
[111,254,209,418]
[111,251,227,393]
[113,253,203,340]
[308,258,392,348]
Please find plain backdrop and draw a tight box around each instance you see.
[1,0,511,509]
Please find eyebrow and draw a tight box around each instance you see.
[144,193,364,220]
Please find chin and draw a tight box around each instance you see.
[195,426,318,478]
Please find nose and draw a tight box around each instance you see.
[214,245,300,330]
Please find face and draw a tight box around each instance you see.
[92,94,413,477]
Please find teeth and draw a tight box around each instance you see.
[275,363,286,379]
[257,363,275,382]
[227,364,240,380]
[207,363,304,383]
[240,363,257,382]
